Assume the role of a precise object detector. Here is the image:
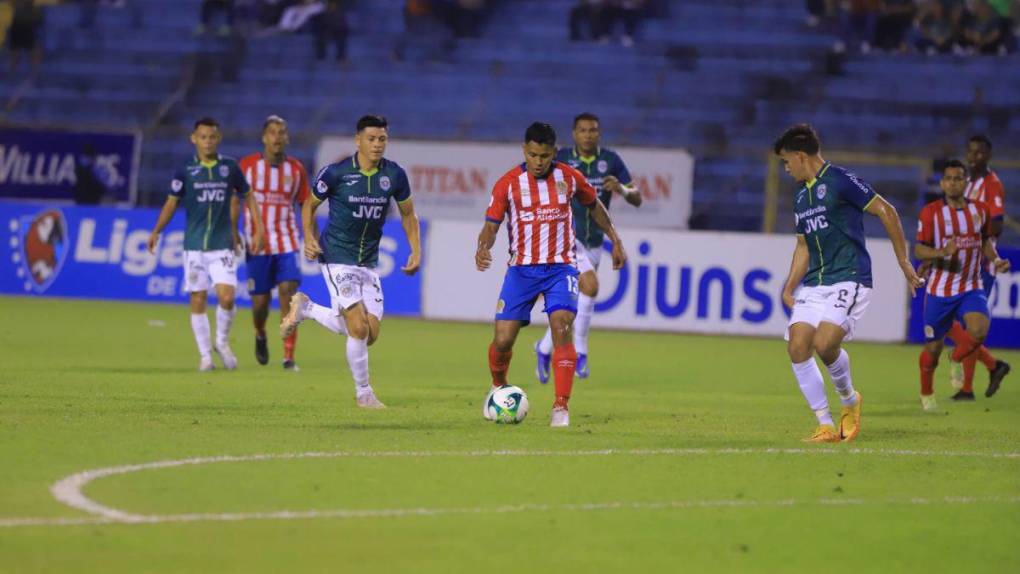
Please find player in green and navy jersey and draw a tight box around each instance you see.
[777,124,923,443]
[281,115,421,409]
[535,112,642,382]
[148,117,266,372]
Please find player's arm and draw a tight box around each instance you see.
[476,220,499,272]
[865,195,925,290]
[302,196,324,261]
[914,240,956,261]
[602,175,642,207]
[781,235,809,309]
[982,238,1011,273]
[147,196,179,253]
[397,197,421,275]
[587,198,627,270]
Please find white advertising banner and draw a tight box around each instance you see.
[423,221,909,342]
[316,137,693,229]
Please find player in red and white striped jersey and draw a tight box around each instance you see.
[942,135,1011,398]
[476,122,626,427]
[239,116,311,370]
[915,159,1010,411]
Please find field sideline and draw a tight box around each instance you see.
[1,297,1018,573]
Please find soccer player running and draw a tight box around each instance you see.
[280,115,421,409]
[940,135,1011,398]
[477,122,626,427]
[148,117,266,371]
[239,116,311,371]
[534,112,641,382]
[915,159,1011,412]
[777,124,923,443]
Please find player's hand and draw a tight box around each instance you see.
[475,247,492,271]
[304,236,323,260]
[603,175,622,195]
[782,289,796,310]
[942,238,958,257]
[994,257,1011,273]
[147,232,160,254]
[402,251,421,275]
[610,241,627,270]
[900,260,926,295]
[252,229,265,254]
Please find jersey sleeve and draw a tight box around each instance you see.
[231,162,250,197]
[485,176,510,223]
[916,205,935,246]
[838,171,878,211]
[569,166,598,206]
[985,178,1005,219]
[295,162,311,204]
[392,167,411,203]
[169,166,187,198]
[313,165,334,201]
[978,202,993,240]
[612,152,633,185]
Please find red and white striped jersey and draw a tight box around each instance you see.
[239,153,310,255]
[964,170,1005,219]
[917,199,991,298]
[485,162,598,267]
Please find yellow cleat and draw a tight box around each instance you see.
[839,392,863,442]
[802,424,840,443]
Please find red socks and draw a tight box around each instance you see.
[919,349,937,395]
[962,353,977,393]
[488,343,512,387]
[552,344,577,408]
[283,331,297,361]
[977,346,997,371]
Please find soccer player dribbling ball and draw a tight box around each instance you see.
[148,117,266,371]
[777,124,924,443]
[914,159,1010,412]
[476,122,626,428]
[280,115,421,409]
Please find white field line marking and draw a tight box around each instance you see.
[0,448,1014,528]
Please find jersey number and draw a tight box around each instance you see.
[833,289,849,309]
[566,276,579,296]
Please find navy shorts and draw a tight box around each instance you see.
[495,264,579,325]
[923,290,989,342]
[246,252,302,295]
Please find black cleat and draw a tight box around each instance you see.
[950,390,975,401]
[255,335,269,365]
[282,359,299,371]
[986,360,1010,398]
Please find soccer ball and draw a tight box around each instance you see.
[483,385,529,424]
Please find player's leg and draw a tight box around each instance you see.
[484,319,524,419]
[489,267,541,416]
[277,280,300,368]
[920,294,957,411]
[813,321,863,441]
[950,292,991,400]
[184,250,215,371]
[341,300,383,408]
[208,250,239,369]
[282,263,349,337]
[361,269,384,348]
[543,266,581,427]
[249,252,273,366]
[573,269,599,379]
[786,286,838,442]
[978,269,1010,396]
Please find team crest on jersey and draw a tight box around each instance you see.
[924,325,935,339]
[317,180,329,195]
[597,160,608,174]
[218,165,230,178]
[9,209,68,294]
[816,184,827,200]
[380,176,391,191]
[556,181,567,194]
[171,179,184,193]
[496,299,505,313]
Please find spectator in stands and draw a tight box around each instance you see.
[805,0,838,28]
[837,0,879,54]
[963,0,1006,53]
[606,0,646,47]
[394,0,456,62]
[197,0,235,36]
[873,0,915,51]
[311,0,347,62]
[569,0,611,43]
[276,0,324,32]
[7,0,43,74]
[442,0,487,39]
[915,0,958,54]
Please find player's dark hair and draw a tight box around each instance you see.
[773,124,821,156]
[525,122,557,146]
[357,115,388,133]
[573,112,600,127]
[968,134,992,151]
[943,158,968,176]
[193,117,220,131]
[262,115,287,133]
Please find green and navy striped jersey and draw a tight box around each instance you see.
[558,147,632,248]
[312,155,411,268]
[169,155,249,251]
[793,162,878,287]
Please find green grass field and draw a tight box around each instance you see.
[1,297,1018,573]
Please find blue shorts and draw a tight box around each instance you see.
[246,252,302,295]
[495,264,579,325]
[923,290,989,342]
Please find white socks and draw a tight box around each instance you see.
[538,293,596,354]
[215,306,235,348]
[826,349,858,406]
[307,300,348,335]
[792,358,834,427]
[573,293,595,354]
[190,313,212,359]
[346,336,371,396]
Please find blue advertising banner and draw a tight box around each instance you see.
[0,202,423,316]
[0,127,140,204]
[908,247,1020,349]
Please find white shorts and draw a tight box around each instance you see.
[320,263,384,320]
[575,242,603,275]
[786,281,872,341]
[183,249,238,292]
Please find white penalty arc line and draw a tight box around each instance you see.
[2,447,1016,528]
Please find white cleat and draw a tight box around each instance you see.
[281,292,308,338]
[198,356,215,372]
[356,391,386,409]
[215,343,238,370]
[949,359,963,391]
[550,406,570,427]
[920,394,939,413]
